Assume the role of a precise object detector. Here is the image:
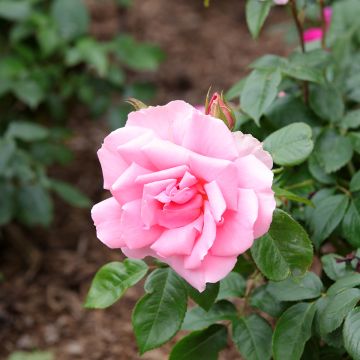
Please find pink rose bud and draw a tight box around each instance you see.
[91,101,275,292]
[205,92,236,130]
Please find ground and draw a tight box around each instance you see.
[0,1,290,359]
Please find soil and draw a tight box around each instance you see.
[0,1,290,359]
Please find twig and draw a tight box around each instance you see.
[319,0,326,49]
[289,0,309,103]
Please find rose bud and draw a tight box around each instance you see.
[205,92,236,130]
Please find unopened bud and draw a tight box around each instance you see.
[205,92,236,130]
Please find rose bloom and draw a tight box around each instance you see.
[91,101,275,291]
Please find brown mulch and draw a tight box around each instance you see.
[0,1,290,359]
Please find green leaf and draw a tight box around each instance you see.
[241,68,282,125]
[6,121,49,142]
[349,132,360,155]
[309,194,349,248]
[272,302,316,360]
[187,282,219,311]
[342,197,360,247]
[0,1,31,21]
[308,154,336,185]
[0,138,16,173]
[8,351,53,360]
[217,272,246,300]
[16,183,53,227]
[341,110,360,130]
[268,272,323,302]
[169,324,228,360]
[320,288,360,335]
[351,171,360,193]
[321,253,355,281]
[225,78,246,100]
[182,300,237,331]
[85,260,148,309]
[12,80,44,109]
[50,180,91,208]
[263,123,314,166]
[309,85,344,123]
[315,129,353,173]
[273,185,313,206]
[343,307,360,360]
[250,284,288,317]
[251,209,313,281]
[245,0,272,39]
[0,180,15,226]
[51,0,89,41]
[113,35,165,71]
[282,63,324,84]
[132,268,187,354]
[232,314,272,360]
[327,273,360,296]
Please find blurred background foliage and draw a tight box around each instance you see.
[0,0,164,228]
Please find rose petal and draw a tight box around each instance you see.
[120,199,163,249]
[233,132,273,169]
[91,197,126,248]
[253,189,276,238]
[204,180,226,222]
[211,188,258,256]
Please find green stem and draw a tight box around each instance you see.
[286,179,314,190]
[319,0,327,49]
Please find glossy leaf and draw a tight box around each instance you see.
[251,209,313,281]
[350,171,360,192]
[232,314,272,360]
[268,272,323,302]
[6,121,48,142]
[327,273,360,296]
[343,307,360,360]
[320,288,360,335]
[263,123,314,166]
[132,268,187,354]
[169,324,228,360]
[182,300,237,331]
[187,282,219,311]
[245,0,272,39]
[310,194,349,248]
[314,129,353,173]
[321,254,355,281]
[85,260,148,309]
[217,272,246,300]
[241,68,282,124]
[50,180,91,208]
[342,197,360,247]
[272,302,316,360]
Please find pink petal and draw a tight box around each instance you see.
[233,132,273,169]
[150,217,203,257]
[189,153,238,210]
[110,162,151,205]
[211,188,258,256]
[91,197,126,248]
[136,165,188,185]
[202,255,238,284]
[117,131,156,169]
[174,109,238,160]
[98,126,151,189]
[253,189,276,238]
[159,194,203,228]
[204,180,226,222]
[120,199,163,249]
[235,154,273,191]
[303,28,323,43]
[184,202,217,269]
[179,171,198,189]
[126,100,194,141]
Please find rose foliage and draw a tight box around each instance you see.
[86,1,360,359]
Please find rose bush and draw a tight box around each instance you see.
[91,100,275,291]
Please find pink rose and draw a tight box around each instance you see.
[91,101,275,291]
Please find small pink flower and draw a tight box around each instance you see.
[91,101,275,291]
[303,6,332,43]
[274,0,288,4]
